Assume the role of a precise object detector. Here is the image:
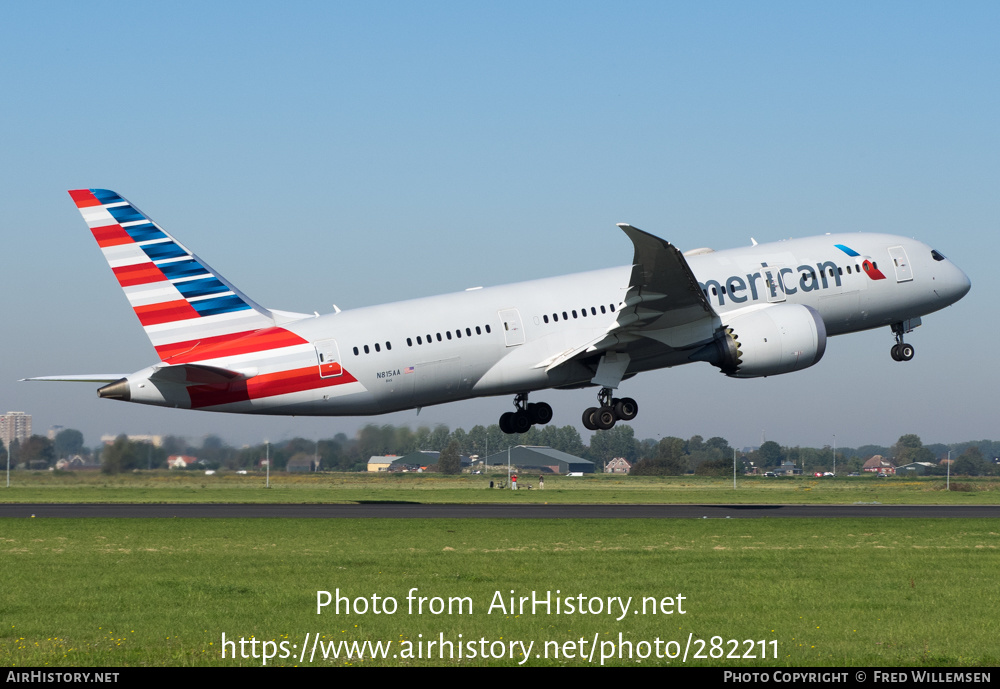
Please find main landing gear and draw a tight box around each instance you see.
[499,393,554,435]
[890,323,915,362]
[497,389,640,434]
[581,387,638,431]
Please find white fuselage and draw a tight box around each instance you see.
[120,232,970,416]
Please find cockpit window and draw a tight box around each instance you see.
[931,250,946,261]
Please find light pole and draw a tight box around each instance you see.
[833,434,836,476]
[946,450,951,491]
[733,448,737,489]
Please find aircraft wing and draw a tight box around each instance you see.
[537,223,721,374]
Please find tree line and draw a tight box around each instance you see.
[3,425,997,477]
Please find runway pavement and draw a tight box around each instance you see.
[1,503,998,518]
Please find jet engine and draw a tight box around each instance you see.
[693,304,827,378]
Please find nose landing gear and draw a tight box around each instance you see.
[890,323,915,361]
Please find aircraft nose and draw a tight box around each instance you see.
[937,262,971,304]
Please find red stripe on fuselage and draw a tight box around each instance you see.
[134,299,200,326]
[159,327,310,363]
[92,224,133,248]
[113,262,168,287]
[187,365,357,409]
[68,189,101,208]
[156,330,257,360]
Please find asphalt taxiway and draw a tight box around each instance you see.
[1,503,997,518]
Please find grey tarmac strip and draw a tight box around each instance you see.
[1,504,998,518]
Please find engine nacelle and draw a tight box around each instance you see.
[694,304,827,378]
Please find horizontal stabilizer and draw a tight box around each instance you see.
[22,374,127,383]
[149,363,254,385]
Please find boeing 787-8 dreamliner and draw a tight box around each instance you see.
[26,189,971,434]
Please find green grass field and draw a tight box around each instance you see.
[2,518,998,667]
[2,472,996,667]
[2,470,998,504]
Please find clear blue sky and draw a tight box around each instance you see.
[2,1,997,450]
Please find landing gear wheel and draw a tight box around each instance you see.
[890,323,915,363]
[528,402,553,425]
[511,410,532,434]
[499,412,515,435]
[596,406,617,430]
[582,407,599,431]
[613,397,638,421]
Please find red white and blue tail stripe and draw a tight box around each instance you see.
[69,189,283,360]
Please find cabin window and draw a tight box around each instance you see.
[374,343,380,352]
[436,333,442,342]
[572,310,578,318]
[386,341,391,350]
[446,331,452,340]
[600,305,607,314]
[543,315,549,323]
[455,329,461,338]
[416,336,422,345]
[476,326,482,335]
[610,303,616,312]
[466,327,472,336]
[364,345,370,354]
[485,324,491,334]
[591,307,597,315]
[353,346,359,356]
[406,338,412,347]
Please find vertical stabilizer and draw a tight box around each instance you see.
[69,189,277,361]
